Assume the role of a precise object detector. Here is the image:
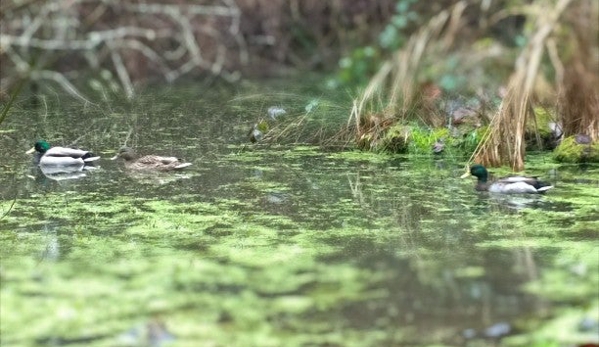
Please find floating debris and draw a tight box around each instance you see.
[548,121,563,139]
[432,138,445,154]
[248,119,270,143]
[267,106,286,120]
[249,126,263,143]
[462,322,512,341]
[575,133,592,145]
[117,319,174,347]
[484,322,511,338]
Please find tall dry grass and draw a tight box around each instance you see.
[472,0,574,171]
[558,0,599,142]
[349,1,467,144]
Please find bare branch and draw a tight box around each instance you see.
[124,3,240,17]
[1,0,247,97]
[31,70,95,105]
[109,45,134,99]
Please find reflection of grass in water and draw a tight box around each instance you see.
[1,193,386,346]
[506,303,599,347]
[1,175,404,345]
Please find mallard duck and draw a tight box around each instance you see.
[111,146,192,171]
[26,140,100,167]
[461,164,553,194]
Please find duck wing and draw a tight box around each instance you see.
[493,175,553,193]
[134,155,173,165]
[173,162,192,170]
[158,156,192,170]
[39,155,86,168]
[158,156,181,165]
[132,155,192,171]
[489,181,541,193]
[45,146,100,162]
[45,146,89,157]
[497,176,539,184]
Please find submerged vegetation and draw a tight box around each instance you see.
[2,89,599,347]
[2,135,599,346]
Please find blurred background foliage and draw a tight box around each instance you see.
[0,0,554,96]
[1,0,597,163]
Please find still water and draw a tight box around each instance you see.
[1,84,598,347]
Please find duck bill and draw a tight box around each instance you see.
[26,147,36,154]
[110,155,119,160]
[460,172,471,179]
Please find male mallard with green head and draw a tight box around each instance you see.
[26,140,100,167]
[461,164,553,194]
[111,146,192,172]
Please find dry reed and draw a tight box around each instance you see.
[559,0,599,142]
[472,0,573,171]
[350,1,467,145]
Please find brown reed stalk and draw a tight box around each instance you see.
[472,0,573,171]
[351,1,467,127]
[559,0,599,142]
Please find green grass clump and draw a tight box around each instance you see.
[381,123,410,153]
[553,136,599,163]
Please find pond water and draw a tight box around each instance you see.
[1,84,598,347]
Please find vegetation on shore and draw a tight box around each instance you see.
[2,0,597,166]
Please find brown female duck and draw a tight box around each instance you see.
[111,147,192,171]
